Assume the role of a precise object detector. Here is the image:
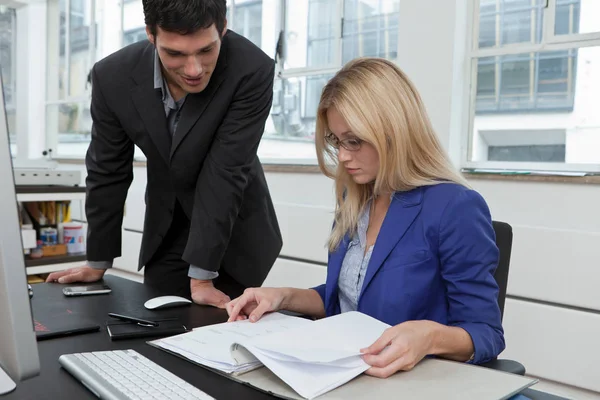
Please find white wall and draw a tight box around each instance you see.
[471,179,600,393]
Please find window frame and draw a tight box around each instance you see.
[462,0,600,173]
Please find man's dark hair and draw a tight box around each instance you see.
[143,0,227,37]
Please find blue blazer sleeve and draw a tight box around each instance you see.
[438,189,505,364]
[311,284,326,304]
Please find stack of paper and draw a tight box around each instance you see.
[149,311,390,399]
[150,313,313,375]
[237,312,390,399]
[149,312,539,400]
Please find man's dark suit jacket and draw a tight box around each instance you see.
[84,30,283,288]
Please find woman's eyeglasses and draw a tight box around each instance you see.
[324,133,363,151]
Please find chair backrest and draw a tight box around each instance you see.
[491,221,513,321]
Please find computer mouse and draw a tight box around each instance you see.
[144,295,192,310]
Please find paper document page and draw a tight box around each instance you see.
[148,312,312,373]
[247,311,390,363]
[238,312,390,399]
[248,346,368,399]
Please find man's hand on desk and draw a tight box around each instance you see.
[190,279,230,308]
[46,266,106,284]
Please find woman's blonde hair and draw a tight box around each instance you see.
[315,57,469,252]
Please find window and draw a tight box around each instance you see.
[230,0,263,48]
[476,1,578,113]
[263,0,400,162]
[46,0,96,157]
[122,0,144,48]
[342,0,399,63]
[467,0,600,171]
[45,0,400,161]
[123,27,146,47]
[0,7,16,155]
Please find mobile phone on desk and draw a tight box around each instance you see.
[63,284,112,296]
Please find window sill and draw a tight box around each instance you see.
[55,158,600,184]
[56,157,149,168]
[259,167,600,185]
[57,157,322,172]
[463,172,600,185]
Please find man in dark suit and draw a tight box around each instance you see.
[46,0,282,308]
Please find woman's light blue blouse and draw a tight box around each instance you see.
[338,201,374,312]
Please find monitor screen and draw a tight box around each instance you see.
[0,64,40,393]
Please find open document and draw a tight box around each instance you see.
[148,311,389,399]
[148,311,538,400]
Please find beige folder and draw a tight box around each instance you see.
[228,358,538,400]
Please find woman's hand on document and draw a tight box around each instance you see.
[360,320,436,378]
[226,288,287,322]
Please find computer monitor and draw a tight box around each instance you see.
[0,68,40,394]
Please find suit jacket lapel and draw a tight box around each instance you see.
[169,33,230,160]
[359,188,424,299]
[130,42,171,165]
[170,71,226,159]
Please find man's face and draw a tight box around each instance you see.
[147,23,226,97]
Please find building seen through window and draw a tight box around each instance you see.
[470,0,600,166]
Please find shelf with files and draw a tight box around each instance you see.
[16,185,87,275]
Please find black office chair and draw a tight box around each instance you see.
[480,221,526,376]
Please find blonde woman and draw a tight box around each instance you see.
[226,58,504,378]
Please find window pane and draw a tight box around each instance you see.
[57,0,93,100]
[475,50,577,113]
[233,0,263,48]
[284,0,338,69]
[47,100,92,157]
[0,7,16,155]
[341,0,399,63]
[123,28,146,47]
[537,50,572,108]
[123,0,145,46]
[479,13,496,48]
[488,144,566,162]
[476,57,497,110]
[262,73,333,160]
[68,0,93,98]
[499,54,531,110]
[477,0,545,48]
[502,10,532,45]
[555,0,598,36]
[471,46,600,164]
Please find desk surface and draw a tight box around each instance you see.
[6,276,567,400]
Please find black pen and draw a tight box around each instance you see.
[108,312,159,327]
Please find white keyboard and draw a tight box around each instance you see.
[59,349,215,400]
